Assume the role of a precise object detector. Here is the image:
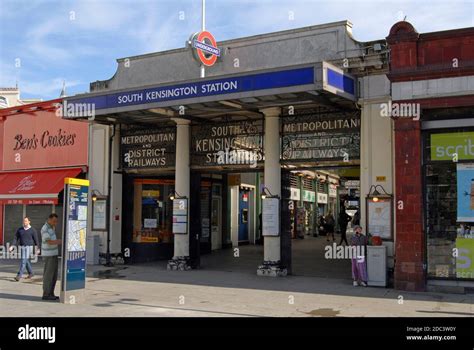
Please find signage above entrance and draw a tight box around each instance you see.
[191,119,264,168]
[322,62,356,101]
[431,132,474,161]
[64,67,315,116]
[191,31,220,67]
[120,127,176,169]
[2,109,88,170]
[281,110,361,164]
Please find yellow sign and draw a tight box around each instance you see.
[456,238,474,279]
[142,190,160,198]
[64,177,90,186]
[376,176,386,182]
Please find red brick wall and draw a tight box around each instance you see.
[394,118,425,291]
[388,22,474,291]
[0,204,3,245]
[387,22,474,81]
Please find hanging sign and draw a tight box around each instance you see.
[302,190,316,202]
[317,192,328,204]
[329,184,338,198]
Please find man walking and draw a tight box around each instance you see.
[41,213,62,301]
[10,217,40,281]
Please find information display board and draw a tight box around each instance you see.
[366,197,392,240]
[172,198,188,234]
[262,197,280,236]
[61,177,89,303]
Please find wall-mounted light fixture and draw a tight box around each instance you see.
[261,186,279,200]
[168,191,187,201]
[367,185,391,202]
[91,189,106,202]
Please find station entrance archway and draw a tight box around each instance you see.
[187,103,362,279]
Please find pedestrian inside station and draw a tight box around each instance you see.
[65,21,392,279]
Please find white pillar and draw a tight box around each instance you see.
[258,107,286,276]
[168,117,191,270]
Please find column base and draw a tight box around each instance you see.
[257,261,287,277]
[167,256,192,271]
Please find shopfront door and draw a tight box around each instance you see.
[238,189,249,242]
[211,197,222,250]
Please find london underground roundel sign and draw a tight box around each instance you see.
[191,31,221,67]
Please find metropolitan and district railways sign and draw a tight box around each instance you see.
[120,127,176,169]
[119,113,359,169]
[191,120,264,167]
[281,112,360,162]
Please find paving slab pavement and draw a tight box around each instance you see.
[0,259,472,317]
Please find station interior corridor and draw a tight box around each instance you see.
[200,232,352,280]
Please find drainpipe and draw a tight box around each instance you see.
[105,124,116,267]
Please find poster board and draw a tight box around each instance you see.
[262,197,280,236]
[456,163,474,222]
[366,197,392,240]
[172,198,188,234]
[92,198,107,231]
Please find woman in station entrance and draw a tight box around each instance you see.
[351,225,368,287]
[324,211,336,242]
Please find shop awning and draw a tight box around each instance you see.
[0,168,83,205]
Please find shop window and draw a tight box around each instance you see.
[132,180,174,244]
[4,205,23,244]
[212,184,221,196]
[424,129,474,280]
[26,205,56,242]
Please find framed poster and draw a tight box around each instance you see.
[144,218,158,229]
[366,197,393,240]
[92,198,107,231]
[456,163,474,222]
[262,197,280,236]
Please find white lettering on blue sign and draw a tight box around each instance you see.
[117,81,238,104]
[193,40,221,56]
[66,67,315,113]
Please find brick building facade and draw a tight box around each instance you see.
[387,22,474,291]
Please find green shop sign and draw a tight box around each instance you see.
[431,132,474,161]
[302,190,316,202]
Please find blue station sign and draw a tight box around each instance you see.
[65,67,316,115]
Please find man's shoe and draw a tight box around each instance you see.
[14,276,20,282]
[42,295,59,301]
[25,274,34,279]
[353,280,359,287]
[361,281,368,287]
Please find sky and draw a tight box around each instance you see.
[0,0,473,100]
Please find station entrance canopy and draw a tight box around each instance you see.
[62,62,357,123]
